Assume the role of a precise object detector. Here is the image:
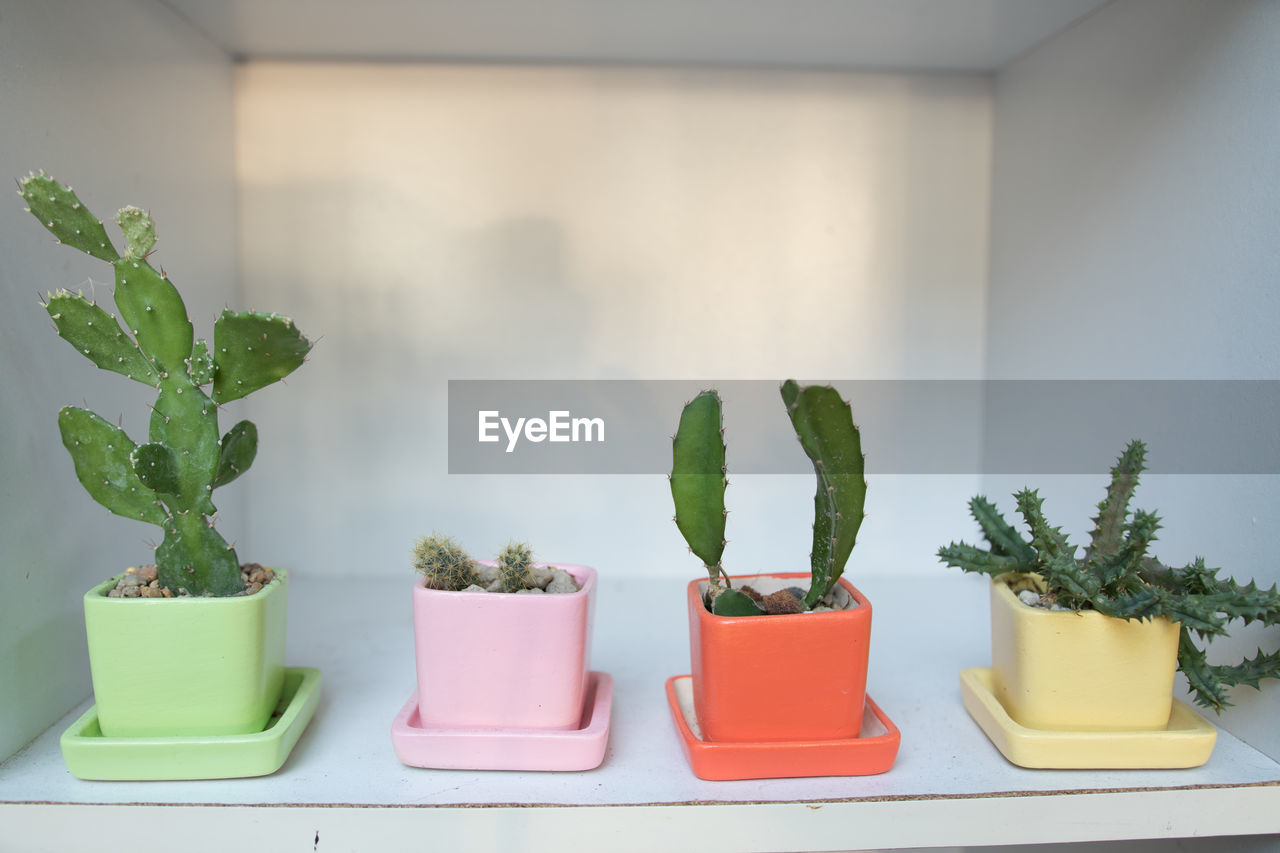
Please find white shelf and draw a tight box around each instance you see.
[2,574,1279,851]
[160,0,1109,70]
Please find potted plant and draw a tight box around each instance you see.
[938,439,1280,768]
[390,535,611,771]
[20,173,321,779]
[663,381,900,781]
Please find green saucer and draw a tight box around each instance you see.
[60,667,321,781]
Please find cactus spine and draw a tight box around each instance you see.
[670,382,866,615]
[938,439,1280,712]
[496,541,536,592]
[23,173,311,596]
[412,534,479,591]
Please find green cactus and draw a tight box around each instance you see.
[938,439,1280,712]
[781,380,867,609]
[670,382,867,616]
[412,534,479,591]
[670,391,728,589]
[23,173,311,597]
[496,541,536,592]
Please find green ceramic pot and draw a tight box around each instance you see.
[83,569,288,738]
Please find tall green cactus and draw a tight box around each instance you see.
[781,380,867,609]
[938,439,1280,712]
[22,173,311,596]
[670,382,867,616]
[670,391,728,589]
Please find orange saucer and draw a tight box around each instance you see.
[664,675,900,781]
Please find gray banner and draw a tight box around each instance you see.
[447,380,1280,474]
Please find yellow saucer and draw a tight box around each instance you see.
[959,667,1217,769]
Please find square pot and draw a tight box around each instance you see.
[688,572,872,742]
[413,563,596,730]
[989,575,1180,731]
[84,569,288,738]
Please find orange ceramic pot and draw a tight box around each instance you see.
[688,573,872,742]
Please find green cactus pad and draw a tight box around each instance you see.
[187,339,214,386]
[212,311,311,404]
[214,420,258,489]
[45,290,159,387]
[154,511,242,596]
[20,173,118,262]
[116,206,156,259]
[780,381,866,607]
[131,443,183,496]
[57,407,166,525]
[113,258,194,375]
[670,391,728,582]
[149,381,220,516]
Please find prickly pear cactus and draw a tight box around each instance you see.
[496,541,537,592]
[22,173,312,596]
[412,534,479,591]
[669,382,866,616]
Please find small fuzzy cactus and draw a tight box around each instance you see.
[412,536,578,594]
[938,439,1280,712]
[496,541,536,593]
[22,173,311,597]
[670,381,867,616]
[412,534,479,591]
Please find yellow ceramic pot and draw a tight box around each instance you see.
[989,574,1180,731]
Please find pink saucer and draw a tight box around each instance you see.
[391,671,612,771]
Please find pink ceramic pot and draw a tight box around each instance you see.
[412,563,596,730]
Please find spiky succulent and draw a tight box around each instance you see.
[938,439,1280,712]
[412,534,479,591]
[670,381,867,616]
[496,541,536,593]
[22,173,311,596]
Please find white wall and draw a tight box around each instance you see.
[234,62,993,585]
[0,0,236,761]
[987,0,1280,756]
